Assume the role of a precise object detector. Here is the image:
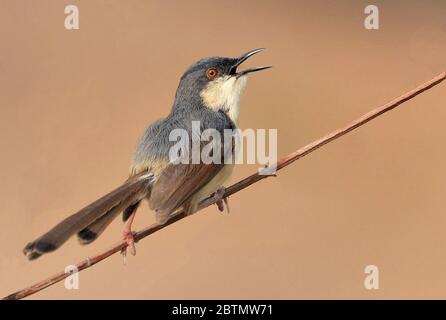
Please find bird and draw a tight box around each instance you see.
[23,48,271,260]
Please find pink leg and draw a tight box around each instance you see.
[122,211,137,256]
[214,187,230,213]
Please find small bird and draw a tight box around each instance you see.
[23,48,271,260]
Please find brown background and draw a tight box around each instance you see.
[1,0,446,299]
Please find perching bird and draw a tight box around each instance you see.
[23,48,271,260]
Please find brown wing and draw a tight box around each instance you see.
[149,162,224,214]
[149,132,232,214]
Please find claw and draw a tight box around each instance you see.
[213,187,230,214]
[121,248,127,265]
[124,230,137,256]
[120,230,136,264]
[223,197,230,213]
[216,199,225,212]
[121,211,137,262]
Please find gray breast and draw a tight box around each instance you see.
[132,106,235,168]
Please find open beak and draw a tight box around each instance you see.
[230,48,272,78]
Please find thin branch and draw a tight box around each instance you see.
[3,71,445,300]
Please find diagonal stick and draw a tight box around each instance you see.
[3,71,445,300]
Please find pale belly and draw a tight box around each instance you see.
[188,163,234,208]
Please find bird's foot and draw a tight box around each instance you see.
[213,187,230,214]
[121,230,137,262]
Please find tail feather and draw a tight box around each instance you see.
[78,198,142,245]
[77,202,123,245]
[23,172,153,260]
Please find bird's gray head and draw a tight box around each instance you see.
[173,48,271,123]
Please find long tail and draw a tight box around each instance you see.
[77,197,142,244]
[23,172,154,260]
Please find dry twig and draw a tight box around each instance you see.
[3,71,445,300]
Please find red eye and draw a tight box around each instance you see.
[206,68,219,79]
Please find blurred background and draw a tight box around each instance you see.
[1,0,446,299]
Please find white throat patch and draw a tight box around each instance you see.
[200,75,248,124]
